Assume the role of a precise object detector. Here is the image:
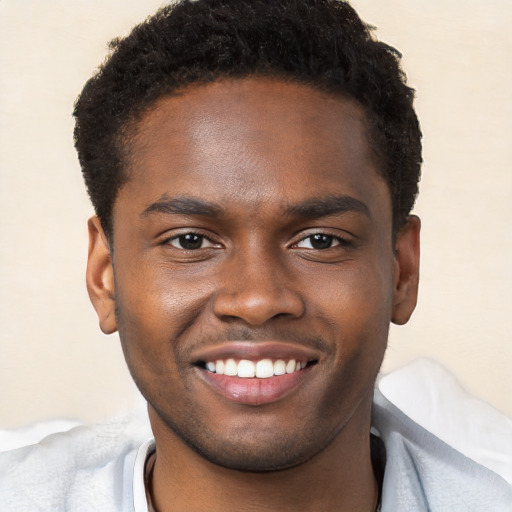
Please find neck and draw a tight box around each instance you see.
[147,391,379,512]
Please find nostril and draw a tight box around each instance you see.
[213,290,305,326]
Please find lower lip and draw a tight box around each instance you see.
[197,367,312,406]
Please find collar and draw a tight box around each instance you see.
[133,438,155,512]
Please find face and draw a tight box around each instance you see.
[87,78,419,471]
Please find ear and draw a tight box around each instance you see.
[86,216,117,334]
[391,215,421,325]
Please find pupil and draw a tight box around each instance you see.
[180,233,202,249]
[311,234,332,249]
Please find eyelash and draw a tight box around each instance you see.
[293,232,354,250]
[164,232,219,250]
[162,231,353,251]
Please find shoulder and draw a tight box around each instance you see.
[0,413,151,512]
[373,359,512,511]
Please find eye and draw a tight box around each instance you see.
[167,233,217,250]
[295,234,341,250]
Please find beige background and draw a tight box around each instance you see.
[0,0,511,429]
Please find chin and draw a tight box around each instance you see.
[180,437,318,473]
[150,400,342,473]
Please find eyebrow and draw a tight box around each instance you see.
[140,194,370,221]
[141,195,223,218]
[285,195,371,219]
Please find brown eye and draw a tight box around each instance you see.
[169,233,215,250]
[311,234,334,249]
[296,234,339,250]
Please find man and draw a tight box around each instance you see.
[0,0,510,510]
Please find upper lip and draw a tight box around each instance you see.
[190,341,322,364]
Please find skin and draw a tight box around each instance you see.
[86,78,420,511]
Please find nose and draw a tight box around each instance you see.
[212,247,305,326]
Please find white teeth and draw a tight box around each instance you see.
[224,358,238,376]
[273,360,286,376]
[256,359,274,378]
[286,359,296,374]
[216,359,225,375]
[237,359,256,378]
[205,358,308,378]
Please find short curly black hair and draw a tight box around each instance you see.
[74,0,421,239]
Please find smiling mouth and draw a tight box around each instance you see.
[197,358,317,378]
[191,341,321,405]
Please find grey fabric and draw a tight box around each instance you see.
[0,391,510,511]
[373,389,512,511]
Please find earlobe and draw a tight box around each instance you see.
[391,215,421,325]
[86,216,117,334]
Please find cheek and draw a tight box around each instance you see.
[116,260,209,324]
[113,265,199,362]
[313,264,392,409]
[304,259,394,332]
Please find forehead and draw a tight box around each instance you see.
[117,78,391,225]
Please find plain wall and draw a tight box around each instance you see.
[0,0,511,429]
